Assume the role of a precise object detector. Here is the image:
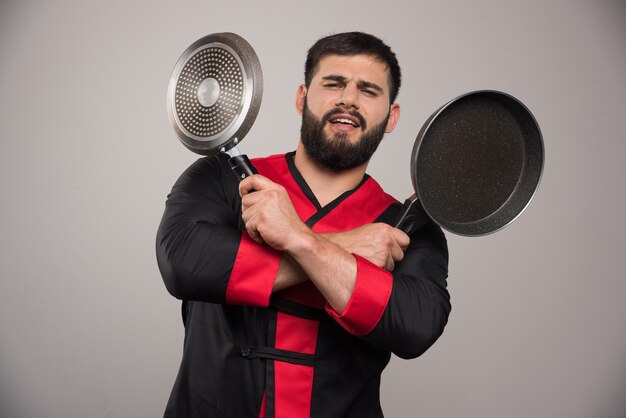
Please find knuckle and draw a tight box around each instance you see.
[374,223,389,233]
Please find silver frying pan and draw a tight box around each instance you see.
[394,90,544,236]
[167,32,262,179]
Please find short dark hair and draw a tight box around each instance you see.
[304,32,402,103]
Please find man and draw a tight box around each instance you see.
[157,32,450,418]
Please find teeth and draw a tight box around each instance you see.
[333,118,356,126]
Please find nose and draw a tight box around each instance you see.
[335,83,359,109]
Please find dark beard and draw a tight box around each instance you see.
[300,102,389,172]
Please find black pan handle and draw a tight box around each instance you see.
[228,154,258,180]
[393,193,430,235]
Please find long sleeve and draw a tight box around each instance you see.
[325,217,450,359]
[365,220,450,358]
[156,155,282,306]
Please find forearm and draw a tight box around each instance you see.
[158,158,286,306]
[272,254,309,292]
[271,232,358,297]
[284,231,357,313]
[157,219,240,302]
[270,226,409,307]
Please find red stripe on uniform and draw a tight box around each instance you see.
[312,177,397,233]
[252,154,319,222]
[274,312,319,418]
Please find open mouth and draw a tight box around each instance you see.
[328,113,361,128]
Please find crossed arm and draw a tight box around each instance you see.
[157,156,450,358]
[239,174,409,314]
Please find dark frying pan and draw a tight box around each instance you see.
[394,90,544,236]
[167,32,262,179]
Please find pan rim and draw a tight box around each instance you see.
[411,89,545,237]
[166,32,263,155]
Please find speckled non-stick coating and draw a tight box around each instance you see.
[413,91,543,236]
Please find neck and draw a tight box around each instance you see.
[293,142,368,207]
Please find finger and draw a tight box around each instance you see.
[239,176,256,197]
[391,228,411,250]
[246,227,264,244]
[239,174,273,197]
[389,240,405,263]
[385,255,395,272]
[240,202,255,223]
[242,210,264,244]
[241,189,264,211]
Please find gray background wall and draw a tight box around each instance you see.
[1,0,625,417]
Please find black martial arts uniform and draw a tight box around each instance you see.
[156,152,450,418]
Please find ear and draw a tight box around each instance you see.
[295,84,307,115]
[384,103,401,133]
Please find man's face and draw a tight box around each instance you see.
[296,54,400,171]
[299,98,389,171]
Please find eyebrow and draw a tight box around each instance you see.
[321,75,385,94]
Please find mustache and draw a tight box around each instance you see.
[321,108,367,130]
